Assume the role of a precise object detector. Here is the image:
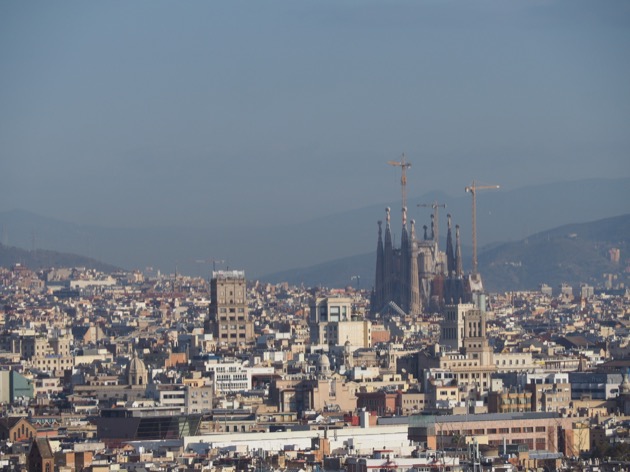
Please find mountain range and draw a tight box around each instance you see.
[0,177,628,290]
[1,213,626,294]
[0,243,119,274]
[263,213,630,292]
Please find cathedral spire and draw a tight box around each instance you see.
[409,219,421,314]
[423,225,428,241]
[446,214,455,276]
[455,224,463,277]
[374,220,384,310]
[430,214,435,241]
[400,207,410,312]
[383,208,394,306]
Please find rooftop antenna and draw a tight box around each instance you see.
[195,258,225,272]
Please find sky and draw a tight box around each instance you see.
[1,0,629,229]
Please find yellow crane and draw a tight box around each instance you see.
[465,181,499,276]
[388,153,412,213]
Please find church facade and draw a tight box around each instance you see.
[372,206,472,315]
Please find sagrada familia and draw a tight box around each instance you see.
[371,205,481,315]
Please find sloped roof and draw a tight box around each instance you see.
[33,438,54,459]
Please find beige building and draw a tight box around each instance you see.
[420,303,496,400]
[185,384,214,414]
[399,391,427,414]
[207,270,254,349]
[494,351,535,372]
[309,296,371,350]
[527,381,572,413]
[409,412,580,455]
[21,334,74,376]
[426,380,461,410]
[317,320,371,349]
[271,373,359,415]
[487,388,533,414]
[439,303,471,351]
[310,296,353,325]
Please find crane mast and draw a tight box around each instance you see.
[388,153,412,216]
[465,181,499,276]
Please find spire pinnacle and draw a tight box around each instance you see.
[446,214,455,276]
[455,224,463,277]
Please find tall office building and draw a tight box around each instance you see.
[439,303,472,351]
[206,270,254,349]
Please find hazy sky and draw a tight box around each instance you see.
[1,1,629,228]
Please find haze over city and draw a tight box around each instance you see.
[2,1,629,231]
[3,3,630,471]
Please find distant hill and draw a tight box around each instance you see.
[478,213,630,292]
[260,214,630,293]
[0,243,120,273]
[0,177,628,279]
[261,252,376,289]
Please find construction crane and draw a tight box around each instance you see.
[417,201,446,246]
[465,181,500,276]
[388,153,412,212]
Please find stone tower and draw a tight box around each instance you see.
[126,352,148,386]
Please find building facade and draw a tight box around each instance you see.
[409,412,580,456]
[373,208,473,315]
[207,270,254,349]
